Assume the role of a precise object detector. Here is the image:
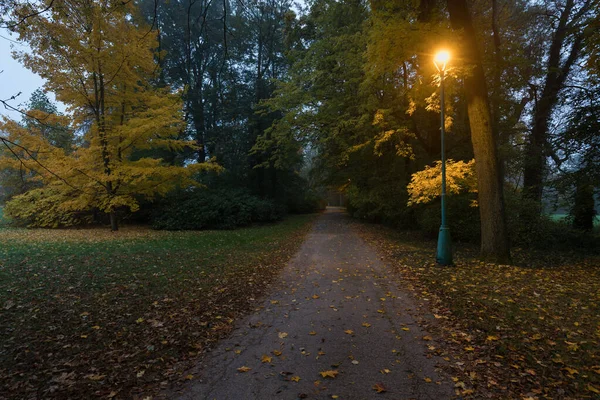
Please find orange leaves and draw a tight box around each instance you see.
[344,329,354,335]
[237,366,251,373]
[372,382,387,393]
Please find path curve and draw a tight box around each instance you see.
[174,208,453,399]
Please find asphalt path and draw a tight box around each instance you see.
[173,208,453,400]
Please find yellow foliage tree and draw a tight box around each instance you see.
[2,0,218,230]
[407,159,477,206]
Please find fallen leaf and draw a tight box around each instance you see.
[319,370,339,379]
[588,384,600,394]
[344,329,354,335]
[424,377,432,382]
[309,331,317,335]
[362,322,371,327]
[373,382,387,393]
[290,376,301,382]
[237,366,251,373]
[278,332,288,339]
[261,355,272,363]
[85,374,105,381]
[272,350,282,356]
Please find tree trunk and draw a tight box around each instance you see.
[109,211,118,231]
[447,0,511,263]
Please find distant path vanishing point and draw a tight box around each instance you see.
[172,207,453,400]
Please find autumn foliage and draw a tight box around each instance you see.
[407,159,477,206]
[1,0,217,229]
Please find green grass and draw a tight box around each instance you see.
[0,215,316,399]
[549,213,600,227]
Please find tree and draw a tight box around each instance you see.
[521,0,598,213]
[446,0,511,262]
[4,0,215,230]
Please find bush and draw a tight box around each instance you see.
[345,183,417,229]
[504,193,599,251]
[415,193,481,243]
[151,188,285,230]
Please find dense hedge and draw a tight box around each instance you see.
[151,188,286,230]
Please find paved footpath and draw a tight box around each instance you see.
[174,208,453,400]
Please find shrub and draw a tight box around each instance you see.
[151,188,285,230]
[415,192,480,242]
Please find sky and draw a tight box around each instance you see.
[0,28,60,121]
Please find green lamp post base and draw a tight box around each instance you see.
[436,225,453,265]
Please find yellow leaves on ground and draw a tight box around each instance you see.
[272,350,282,356]
[359,222,600,399]
[319,370,339,379]
[290,376,301,382]
[401,327,410,331]
[362,322,371,327]
[588,384,600,394]
[278,332,288,339]
[309,331,317,335]
[312,294,320,299]
[261,355,272,363]
[344,329,354,335]
[237,366,251,373]
[423,377,432,382]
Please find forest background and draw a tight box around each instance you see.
[0,0,599,254]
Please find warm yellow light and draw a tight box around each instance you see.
[434,50,450,71]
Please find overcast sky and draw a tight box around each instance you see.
[0,28,59,121]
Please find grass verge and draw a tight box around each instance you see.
[356,222,600,400]
[0,214,316,399]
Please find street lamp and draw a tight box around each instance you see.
[434,50,453,266]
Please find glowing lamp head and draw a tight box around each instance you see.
[434,50,450,72]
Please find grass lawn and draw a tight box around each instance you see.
[549,213,600,228]
[0,214,316,399]
[357,223,600,399]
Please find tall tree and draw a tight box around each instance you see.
[521,0,598,213]
[5,0,213,230]
[446,0,511,262]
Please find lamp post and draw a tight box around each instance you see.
[434,50,453,266]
